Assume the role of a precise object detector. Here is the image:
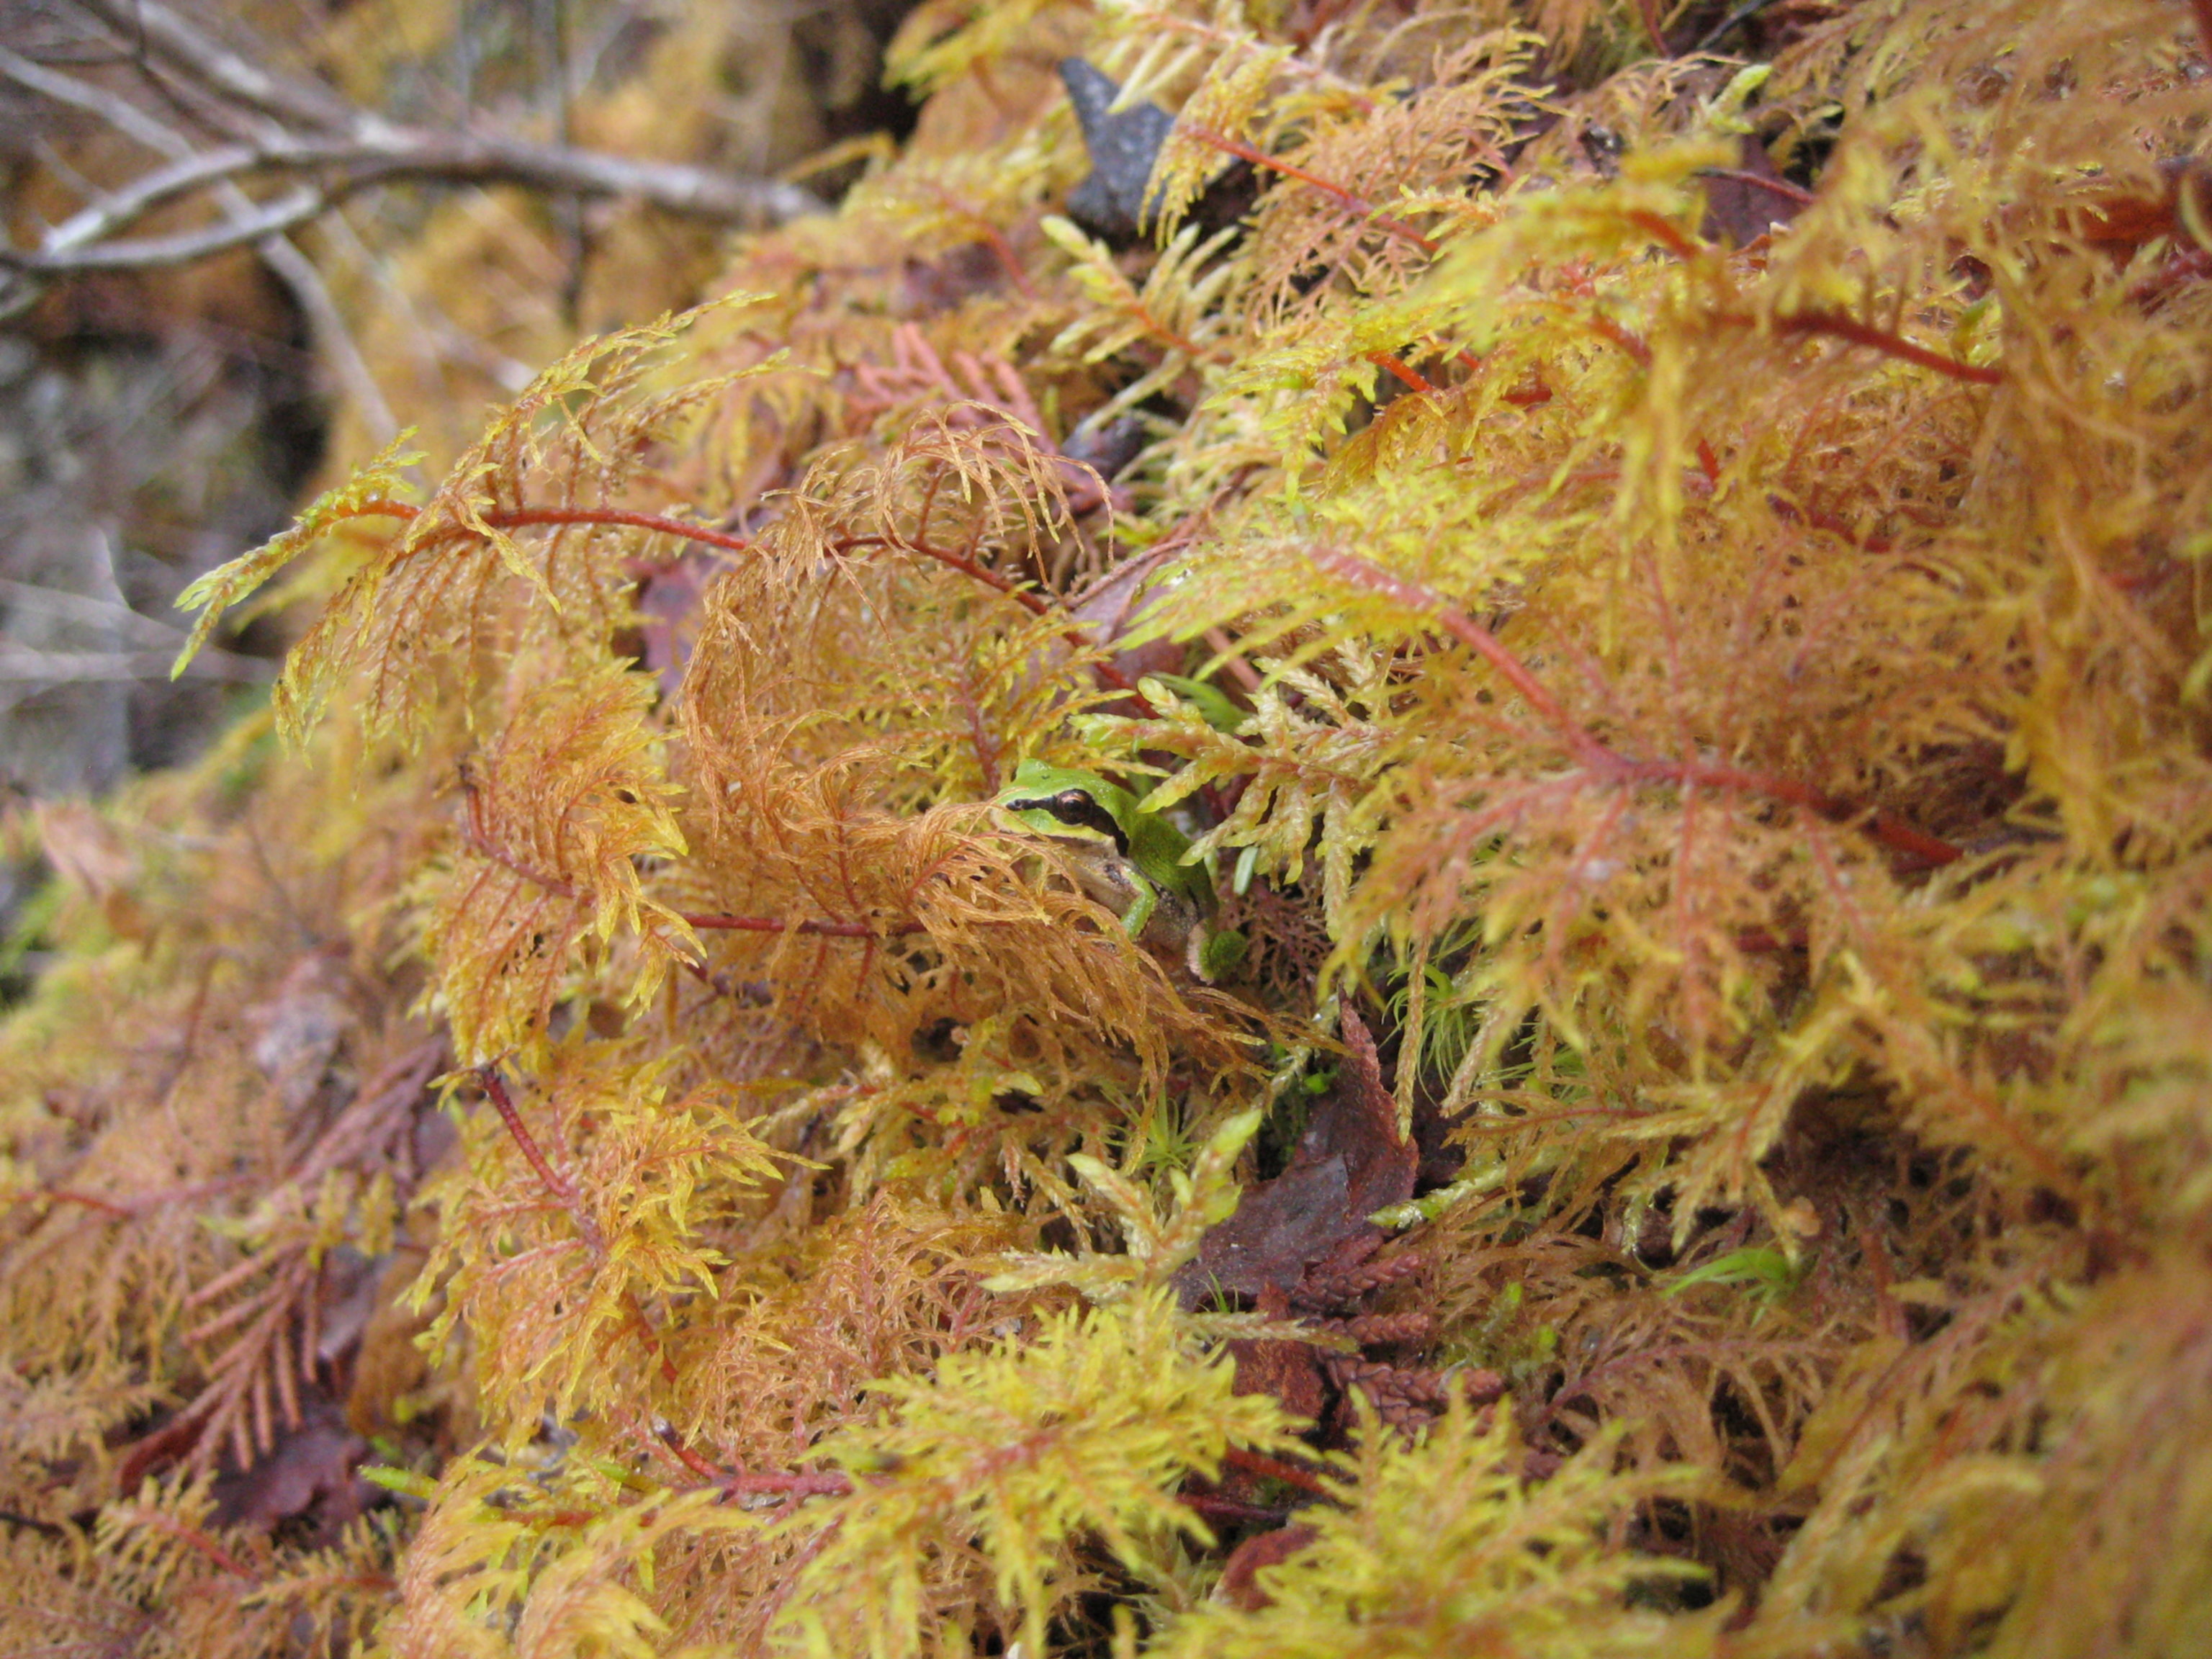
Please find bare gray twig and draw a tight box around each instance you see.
[0,644,273,683]
[0,3,823,313]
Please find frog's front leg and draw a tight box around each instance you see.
[1120,873,1159,943]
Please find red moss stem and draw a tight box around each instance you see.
[1367,351,1438,395]
[340,497,1154,772]
[827,532,1153,709]
[1585,314,1653,366]
[719,1468,853,1498]
[341,495,1150,713]
[1222,1445,1334,1498]
[1311,547,1609,765]
[1742,310,2003,385]
[1698,168,1815,208]
[1766,494,1894,554]
[1311,548,1963,867]
[476,1067,575,1205]
[123,1506,256,1579]
[338,498,759,556]
[20,1187,131,1216]
[459,819,917,940]
[652,1421,856,1502]
[1622,207,1702,261]
[482,505,756,555]
[680,911,925,938]
[1183,1491,1290,1527]
[1604,214,2001,385]
[917,181,1038,300]
[1184,125,1439,253]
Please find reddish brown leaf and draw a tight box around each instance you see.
[1699,136,1810,248]
[1214,1522,1320,1611]
[208,1397,371,1537]
[1177,1007,1416,1304]
[1228,1286,1327,1424]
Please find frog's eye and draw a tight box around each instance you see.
[1004,787,1129,854]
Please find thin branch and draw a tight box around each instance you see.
[1,576,195,645]
[1,5,823,304]
[37,138,283,253]
[0,129,819,282]
[73,0,354,132]
[1694,0,1782,52]
[0,644,273,683]
[0,42,192,156]
[0,48,395,431]
[256,228,398,444]
[4,186,325,275]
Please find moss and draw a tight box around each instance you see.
[6,1,2212,1653]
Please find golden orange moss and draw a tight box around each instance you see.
[6,2,2212,1654]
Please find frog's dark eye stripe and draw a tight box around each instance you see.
[1004,788,1130,855]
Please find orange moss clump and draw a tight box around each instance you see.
[6,2,2212,1654]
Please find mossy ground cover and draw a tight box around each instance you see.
[5,3,2211,1653]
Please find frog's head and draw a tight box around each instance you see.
[993,761,1139,854]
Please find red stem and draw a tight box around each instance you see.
[476,1067,575,1205]
[346,498,757,556]
[683,912,924,938]
[1622,207,1702,263]
[1735,310,2002,386]
[1223,1445,1334,1498]
[917,181,1039,301]
[1311,548,1961,866]
[483,505,756,555]
[460,819,918,940]
[655,1424,855,1502]
[341,498,1154,714]
[1585,314,1653,367]
[125,1508,255,1579]
[19,1187,130,1216]
[1699,168,1815,208]
[1184,1491,1290,1527]
[1184,125,1439,253]
[1602,214,2002,387]
[1367,351,1437,395]
[1310,548,1607,765]
[1767,494,1894,554]
[825,532,1151,709]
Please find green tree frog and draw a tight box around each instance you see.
[993,760,1245,982]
